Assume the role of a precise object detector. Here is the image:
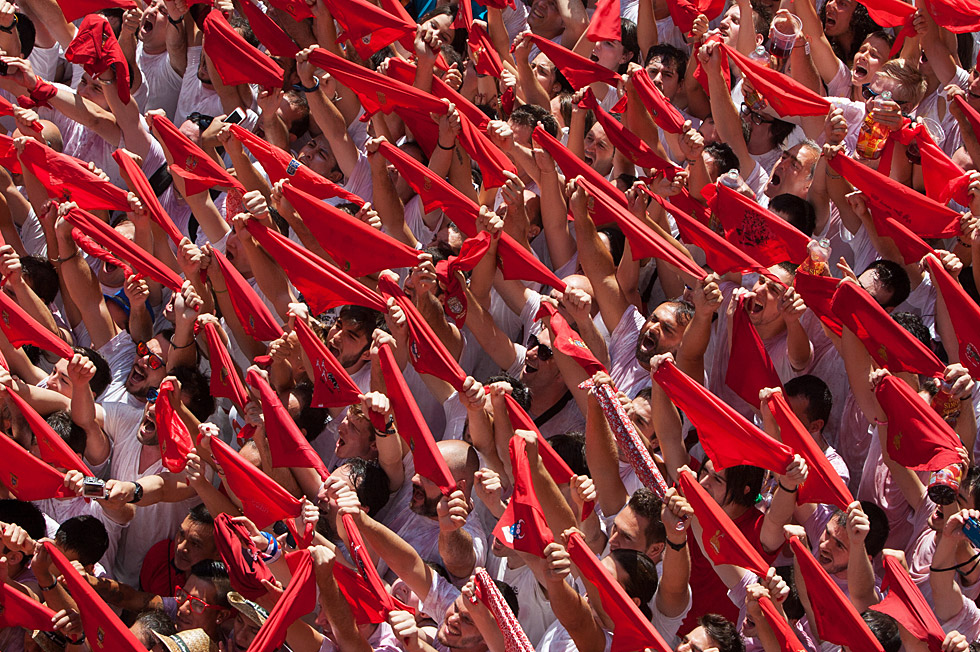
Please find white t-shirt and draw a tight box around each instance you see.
[136,42,184,124]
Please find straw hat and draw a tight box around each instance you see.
[227,591,269,626]
[152,628,219,652]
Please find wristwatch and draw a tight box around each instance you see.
[128,481,144,504]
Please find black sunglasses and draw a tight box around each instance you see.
[527,335,553,361]
[861,83,910,107]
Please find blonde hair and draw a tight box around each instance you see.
[876,59,928,109]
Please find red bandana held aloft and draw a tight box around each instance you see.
[280,182,420,276]
[150,115,245,195]
[203,10,284,88]
[0,289,75,360]
[871,556,947,652]
[65,14,131,103]
[155,378,193,473]
[245,219,387,315]
[292,318,362,409]
[113,150,184,245]
[725,293,783,408]
[831,281,945,377]
[585,0,621,42]
[18,139,130,211]
[246,368,329,480]
[875,375,963,472]
[435,231,493,327]
[247,551,317,652]
[766,391,854,509]
[719,42,831,117]
[630,68,687,134]
[208,249,284,342]
[680,470,771,574]
[213,513,276,600]
[43,541,148,651]
[0,432,77,500]
[703,183,810,267]
[566,531,675,652]
[492,435,556,557]
[377,343,457,493]
[653,358,795,474]
[377,141,565,290]
[238,0,300,57]
[790,537,886,652]
[828,152,960,238]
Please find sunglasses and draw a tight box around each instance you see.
[739,103,774,125]
[861,83,910,107]
[175,585,227,614]
[146,387,159,404]
[527,335,553,361]
[137,341,165,371]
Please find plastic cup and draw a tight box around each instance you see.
[768,13,802,60]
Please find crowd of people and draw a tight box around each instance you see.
[0,0,978,649]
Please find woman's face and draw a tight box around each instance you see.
[531,54,559,96]
[823,0,857,38]
[851,34,890,87]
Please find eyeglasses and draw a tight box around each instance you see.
[137,341,165,370]
[527,335,553,361]
[146,387,159,404]
[739,103,774,125]
[861,83,910,107]
[175,586,227,614]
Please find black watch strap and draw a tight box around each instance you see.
[129,481,144,504]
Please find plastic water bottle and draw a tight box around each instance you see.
[744,47,770,111]
[799,238,831,275]
[855,90,892,160]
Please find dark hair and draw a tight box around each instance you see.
[699,614,745,652]
[862,610,901,652]
[0,499,46,540]
[774,565,806,620]
[495,580,520,618]
[14,12,35,58]
[751,1,774,42]
[966,465,980,510]
[769,194,816,237]
[56,515,109,566]
[597,225,626,266]
[509,104,560,138]
[830,501,889,557]
[486,374,530,412]
[821,1,881,64]
[188,503,214,529]
[628,488,666,546]
[892,311,930,348]
[190,560,231,607]
[20,256,58,304]
[228,11,259,48]
[704,143,740,179]
[859,501,889,557]
[663,299,695,328]
[419,4,466,61]
[337,305,383,340]
[783,375,833,428]
[171,366,215,421]
[719,465,766,508]
[863,260,911,308]
[45,410,87,457]
[291,381,331,440]
[133,609,177,642]
[769,119,796,149]
[75,347,112,398]
[343,458,391,516]
[645,44,688,81]
[609,548,657,619]
[548,432,589,477]
[618,19,640,74]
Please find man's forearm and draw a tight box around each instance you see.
[86,573,161,612]
[438,528,476,579]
